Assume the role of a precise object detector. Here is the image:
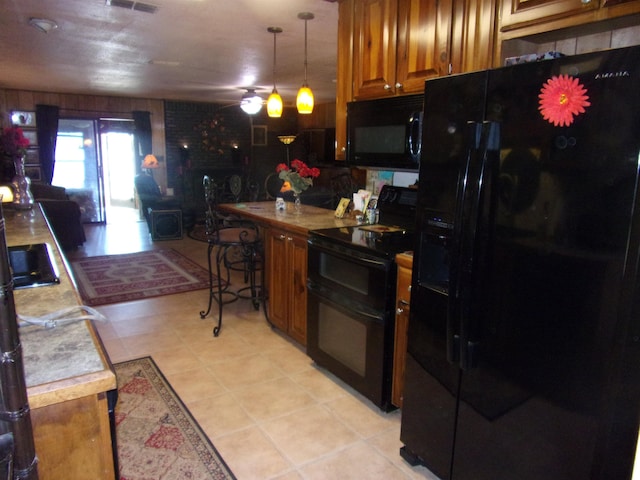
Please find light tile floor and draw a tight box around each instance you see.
[67,208,438,480]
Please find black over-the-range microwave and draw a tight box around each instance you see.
[347,93,423,171]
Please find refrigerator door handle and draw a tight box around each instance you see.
[447,121,483,366]
[459,121,501,371]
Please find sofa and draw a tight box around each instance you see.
[29,183,86,250]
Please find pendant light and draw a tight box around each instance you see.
[296,12,314,115]
[267,27,283,118]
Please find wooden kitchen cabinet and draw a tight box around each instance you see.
[335,0,355,160]
[496,0,640,64]
[31,392,115,479]
[451,0,497,74]
[500,0,599,32]
[336,0,495,157]
[353,0,452,99]
[266,226,308,345]
[392,252,413,408]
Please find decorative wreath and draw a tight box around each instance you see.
[538,74,590,127]
[196,113,227,154]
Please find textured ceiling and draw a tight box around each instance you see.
[0,0,339,106]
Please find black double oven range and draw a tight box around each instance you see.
[307,185,417,411]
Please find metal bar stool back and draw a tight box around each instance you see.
[199,175,265,336]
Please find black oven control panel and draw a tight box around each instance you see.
[377,185,418,228]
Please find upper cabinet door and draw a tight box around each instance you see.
[500,0,599,31]
[450,0,497,74]
[335,0,355,161]
[353,0,399,99]
[396,0,453,93]
[353,0,453,99]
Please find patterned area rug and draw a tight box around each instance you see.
[115,357,236,480]
[72,249,212,306]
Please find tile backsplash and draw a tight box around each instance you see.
[364,170,418,195]
[502,22,640,62]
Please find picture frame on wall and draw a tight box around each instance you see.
[10,111,36,128]
[24,166,41,182]
[25,148,40,165]
[252,125,267,146]
[21,129,38,146]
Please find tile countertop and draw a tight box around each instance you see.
[218,201,360,235]
[3,206,115,410]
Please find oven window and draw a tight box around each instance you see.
[320,253,369,295]
[318,303,367,376]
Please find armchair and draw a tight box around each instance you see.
[29,183,86,250]
[134,173,181,228]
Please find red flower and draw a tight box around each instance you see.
[538,75,590,127]
[276,159,320,194]
[0,127,30,157]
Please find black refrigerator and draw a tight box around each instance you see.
[400,45,640,480]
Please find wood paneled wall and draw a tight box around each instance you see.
[0,89,167,188]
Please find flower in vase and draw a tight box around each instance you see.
[276,159,320,194]
[0,127,30,158]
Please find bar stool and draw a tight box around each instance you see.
[199,175,267,336]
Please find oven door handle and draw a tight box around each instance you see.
[308,239,391,271]
[307,281,386,324]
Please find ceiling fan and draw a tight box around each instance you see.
[172,82,269,113]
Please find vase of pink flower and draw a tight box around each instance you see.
[0,127,34,209]
[276,159,320,213]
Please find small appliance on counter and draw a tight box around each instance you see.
[8,243,60,289]
[306,185,417,411]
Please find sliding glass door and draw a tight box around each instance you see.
[53,118,105,223]
[53,118,137,224]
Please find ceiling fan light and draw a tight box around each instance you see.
[267,90,283,118]
[296,86,314,115]
[240,90,263,115]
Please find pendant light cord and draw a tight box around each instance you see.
[303,18,308,86]
[273,30,278,90]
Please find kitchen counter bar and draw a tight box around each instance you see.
[217,201,359,234]
[5,206,116,409]
[4,205,117,479]
[217,201,359,344]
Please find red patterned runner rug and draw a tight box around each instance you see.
[115,356,236,480]
[72,249,212,306]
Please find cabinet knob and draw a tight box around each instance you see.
[397,299,409,315]
[279,234,286,240]
[287,237,293,241]
[581,0,591,3]
[383,84,391,90]
[395,82,402,89]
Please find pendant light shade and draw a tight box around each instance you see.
[296,12,314,115]
[296,86,314,115]
[267,27,283,118]
[267,92,283,118]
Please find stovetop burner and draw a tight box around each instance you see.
[310,224,413,258]
[309,185,417,259]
